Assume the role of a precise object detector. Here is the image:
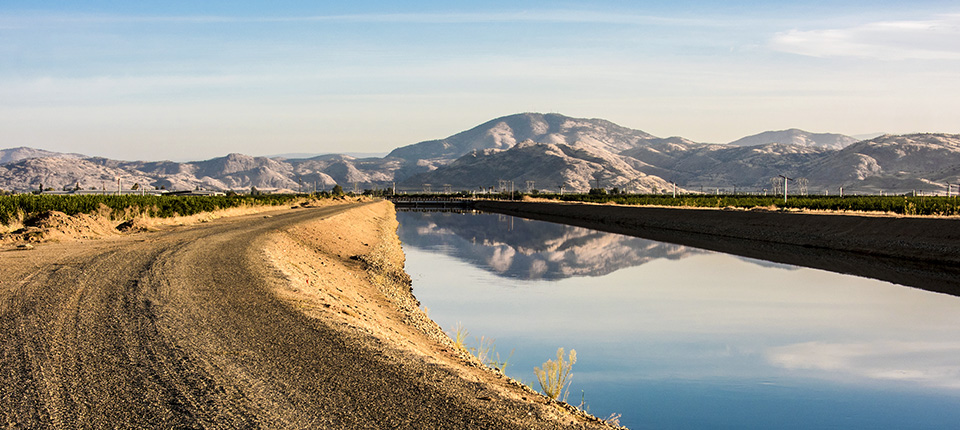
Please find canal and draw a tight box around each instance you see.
[396,210,960,429]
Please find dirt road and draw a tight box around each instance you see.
[0,203,601,429]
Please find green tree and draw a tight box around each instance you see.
[332,184,344,196]
[588,188,607,195]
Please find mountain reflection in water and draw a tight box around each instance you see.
[398,210,960,429]
[396,211,704,279]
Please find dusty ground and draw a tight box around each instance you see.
[0,200,616,429]
[477,200,960,297]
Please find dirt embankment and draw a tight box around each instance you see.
[476,200,960,297]
[0,200,618,429]
[0,196,359,246]
[263,201,617,429]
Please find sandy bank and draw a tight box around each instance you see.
[476,200,960,297]
[263,200,617,429]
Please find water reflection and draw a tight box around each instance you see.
[397,211,705,279]
[398,211,960,429]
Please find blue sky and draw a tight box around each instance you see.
[1,1,958,160]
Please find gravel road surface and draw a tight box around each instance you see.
[0,204,589,429]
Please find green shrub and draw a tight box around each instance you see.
[0,194,305,226]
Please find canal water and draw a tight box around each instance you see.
[396,211,960,429]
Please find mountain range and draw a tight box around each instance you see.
[1,113,957,194]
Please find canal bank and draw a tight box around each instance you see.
[474,200,960,296]
[264,200,617,429]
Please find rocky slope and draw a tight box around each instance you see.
[0,114,957,194]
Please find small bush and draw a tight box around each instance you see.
[534,347,577,401]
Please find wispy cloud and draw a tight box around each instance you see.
[769,14,960,60]
[768,341,960,388]
[0,10,731,27]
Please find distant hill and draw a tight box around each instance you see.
[0,114,956,195]
[621,141,832,190]
[268,151,389,160]
[0,147,84,165]
[727,129,858,150]
[388,112,657,163]
[400,140,675,193]
[806,133,960,191]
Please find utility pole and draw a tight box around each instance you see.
[778,175,793,204]
[117,177,121,196]
[672,182,676,198]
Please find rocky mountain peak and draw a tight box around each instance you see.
[387,112,658,163]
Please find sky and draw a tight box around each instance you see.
[1,1,959,161]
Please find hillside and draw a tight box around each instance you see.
[805,133,960,191]
[621,142,832,190]
[400,140,675,193]
[726,129,859,150]
[0,114,956,194]
[0,147,84,165]
[388,112,657,163]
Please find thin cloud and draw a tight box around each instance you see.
[767,341,960,388]
[0,10,730,27]
[769,14,960,60]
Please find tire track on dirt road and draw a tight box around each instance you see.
[1,203,594,429]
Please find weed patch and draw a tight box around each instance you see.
[534,347,576,402]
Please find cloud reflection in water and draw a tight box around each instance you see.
[398,211,960,428]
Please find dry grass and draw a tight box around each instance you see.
[452,323,470,351]
[534,347,577,402]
